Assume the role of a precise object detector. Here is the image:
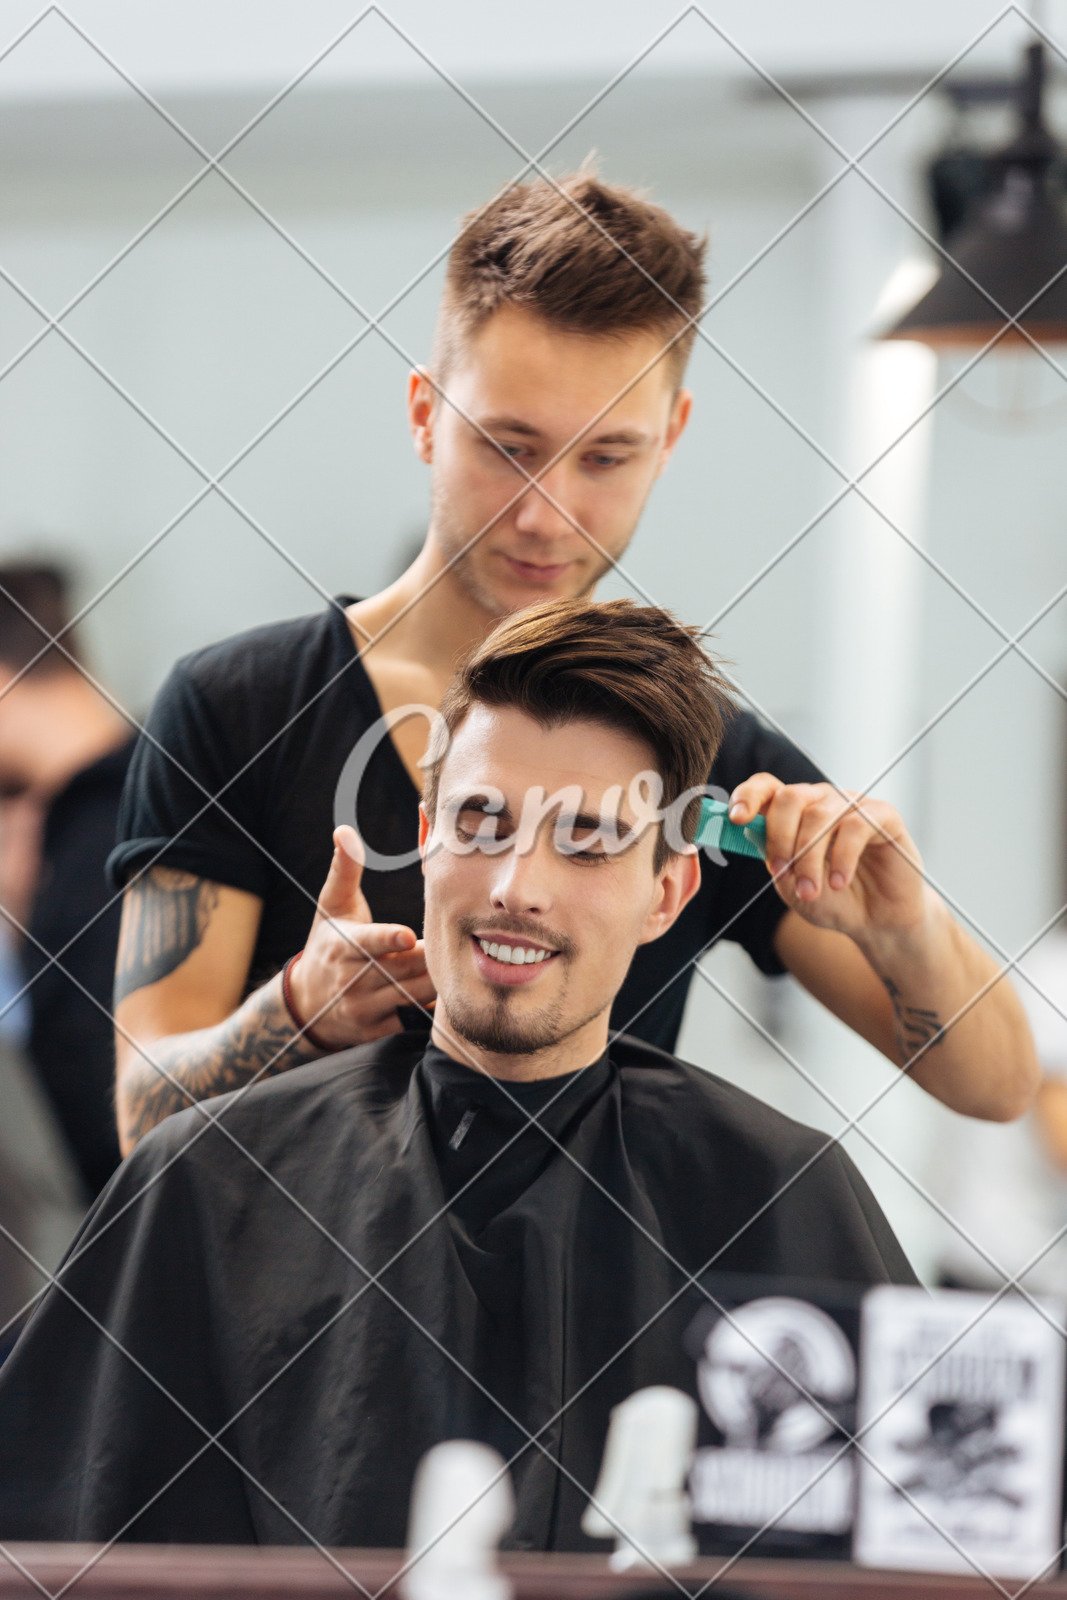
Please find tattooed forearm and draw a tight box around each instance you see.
[114,868,220,1005]
[882,975,947,1066]
[118,974,320,1148]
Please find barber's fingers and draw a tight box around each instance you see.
[316,826,372,924]
[726,772,784,825]
[363,975,438,1027]
[823,805,882,890]
[336,937,428,986]
[758,785,821,879]
[787,790,862,898]
[324,919,419,967]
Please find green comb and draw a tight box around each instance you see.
[696,798,767,860]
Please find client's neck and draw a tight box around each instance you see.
[428,1012,610,1082]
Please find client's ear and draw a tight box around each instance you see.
[408,369,437,464]
[637,847,701,947]
[418,804,431,872]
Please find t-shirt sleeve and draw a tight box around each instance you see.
[106,659,270,898]
[706,712,828,978]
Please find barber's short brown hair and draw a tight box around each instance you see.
[424,599,733,871]
[433,174,707,389]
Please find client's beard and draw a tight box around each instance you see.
[446,990,567,1056]
[444,987,610,1058]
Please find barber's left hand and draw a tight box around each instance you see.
[726,775,928,943]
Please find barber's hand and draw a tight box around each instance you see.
[287,824,436,1047]
[727,776,928,944]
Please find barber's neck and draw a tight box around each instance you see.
[361,547,493,674]
[428,1009,610,1082]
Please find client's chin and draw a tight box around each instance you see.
[445,994,565,1056]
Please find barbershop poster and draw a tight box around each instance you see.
[854,1286,1066,1579]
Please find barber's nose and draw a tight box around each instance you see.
[489,839,554,918]
[513,465,576,541]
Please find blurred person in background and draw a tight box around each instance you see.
[937,926,1067,1295]
[0,563,134,1199]
[0,924,84,1362]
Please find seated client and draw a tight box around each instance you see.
[0,599,914,1550]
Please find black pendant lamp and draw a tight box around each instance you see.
[882,41,1067,347]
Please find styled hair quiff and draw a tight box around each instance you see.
[424,599,734,871]
[432,174,707,389]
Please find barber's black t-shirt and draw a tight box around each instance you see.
[106,597,825,1054]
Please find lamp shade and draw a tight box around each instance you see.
[881,42,1067,347]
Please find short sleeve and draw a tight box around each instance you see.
[106,660,270,898]
[704,712,827,978]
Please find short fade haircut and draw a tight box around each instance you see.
[0,563,79,677]
[424,598,734,871]
[433,174,707,390]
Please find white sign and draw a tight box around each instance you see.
[854,1286,1066,1580]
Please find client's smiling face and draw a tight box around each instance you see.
[418,704,699,1080]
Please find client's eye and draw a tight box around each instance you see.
[452,803,507,846]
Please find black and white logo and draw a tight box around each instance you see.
[697,1296,857,1453]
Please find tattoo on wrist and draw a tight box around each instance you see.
[121,980,319,1146]
[114,868,220,1005]
[882,975,946,1065]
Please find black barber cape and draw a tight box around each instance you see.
[0,1033,914,1549]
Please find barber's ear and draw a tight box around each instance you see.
[637,846,701,946]
[656,387,692,477]
[408,369,436,464]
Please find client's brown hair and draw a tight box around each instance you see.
[424,599,734,870]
